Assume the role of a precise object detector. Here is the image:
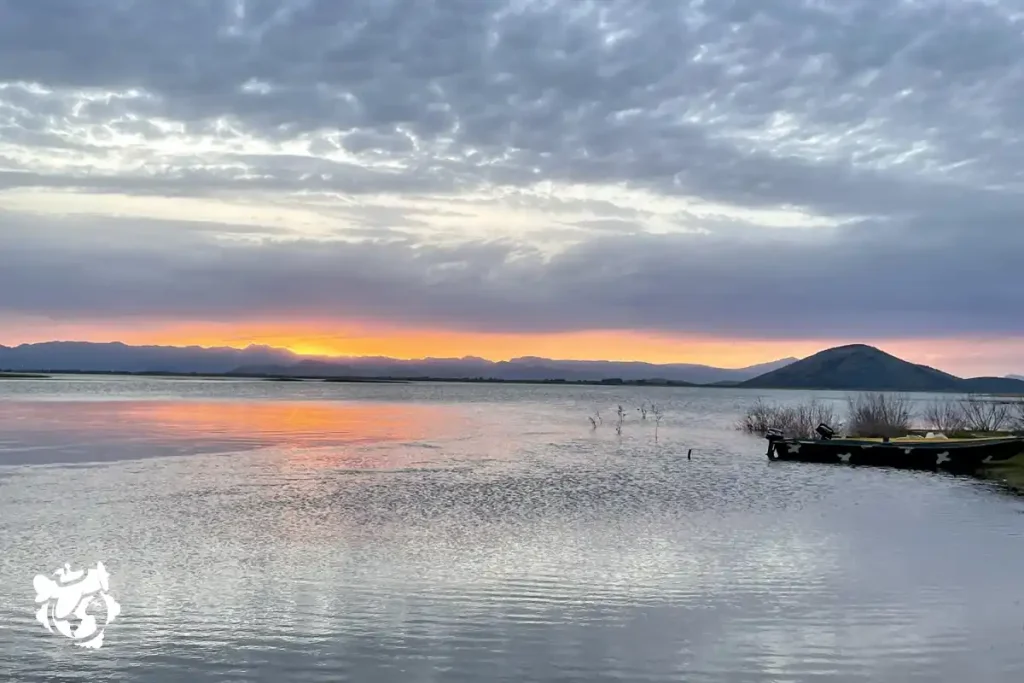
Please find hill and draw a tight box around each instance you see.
[0,341,796,384]
[740,344,1024,393]
[232,355,796,383]
[2,340,1019,393]
[0,341,298,374]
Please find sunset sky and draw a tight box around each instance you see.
[1,0,1022,377]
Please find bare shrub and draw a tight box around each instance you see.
[739,398,842,440]
[921,399,967,433]
[650,403,664,441]
[739,398,785,435]
[958,394,1012,432]
[1011,399,1024,434]
[791,400,843,439]
[846,392,912,438]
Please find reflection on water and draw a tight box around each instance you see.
[0,399,473,468]
[1,379,1023,681]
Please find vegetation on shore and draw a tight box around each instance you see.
[741,392,1024,439]
[978,453,1024,492]
[0,372,50,379]
[741,392,1024,491]
[740,397,844,439]
[739,392,917,439]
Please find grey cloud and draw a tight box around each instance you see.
[0,211,1021,340]
[2,0,1024,341]
[497,195,644,219]
[340,129,416,155]
[568,219,646,234]
[2,0,1023,215]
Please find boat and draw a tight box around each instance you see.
[765,423,1024,473]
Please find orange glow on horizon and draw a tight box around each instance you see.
[0,319,830,368]
[3,316,1024,376]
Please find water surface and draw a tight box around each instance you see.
[1,377,1022,681]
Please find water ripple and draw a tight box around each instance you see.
[2,383,1024,681]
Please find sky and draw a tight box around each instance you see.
[1,0,1023,376]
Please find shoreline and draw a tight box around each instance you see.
[979,454,1024,494]
[3,369,1023,394]
[0,369,699,387]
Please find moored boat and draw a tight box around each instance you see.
[765,424,1024,473]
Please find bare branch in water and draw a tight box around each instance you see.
[650,403,664,442]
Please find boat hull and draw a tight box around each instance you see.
[768,437,1024,473]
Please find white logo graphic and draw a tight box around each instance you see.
[33,561,122,649]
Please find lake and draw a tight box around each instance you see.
[1,376,1023,682]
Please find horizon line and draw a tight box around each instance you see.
[0,338,805,370]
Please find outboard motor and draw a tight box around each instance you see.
[765,428,785,460]
[815,423,835,440]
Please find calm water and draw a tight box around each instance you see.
[1,377,1023,682]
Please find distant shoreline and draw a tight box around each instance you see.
[3,368,1024,395]
[5,341,1023,394]
[0,368,700,387]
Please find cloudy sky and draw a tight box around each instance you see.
[1,0,1022,375]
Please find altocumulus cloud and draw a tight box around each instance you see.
[0,0,1022,339]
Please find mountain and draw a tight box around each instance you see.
[740,344,1024,393]
[1008,374,1024,381]
[3,340,1019,393]
[0,341,797,384]
[233,355,798,383]
[0,341,299,374]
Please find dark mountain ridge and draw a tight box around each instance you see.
[232,355,797,383]
[740,344,1024,394]
[3,340,1020,393]
[0,341,298,374]
[0,341,795,384]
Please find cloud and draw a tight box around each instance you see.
[0,208,1021,340]
[0,0,1022,342]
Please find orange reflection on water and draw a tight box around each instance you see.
[135,400,450,444]
[2,400,463,468]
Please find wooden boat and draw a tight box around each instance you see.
[765,424,1024,473]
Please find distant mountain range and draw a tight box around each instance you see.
[231,356,798,384]
[3,340,1023,394]
[740,344,1024,394]
[0,341,796,384]
[0,341,300,375]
